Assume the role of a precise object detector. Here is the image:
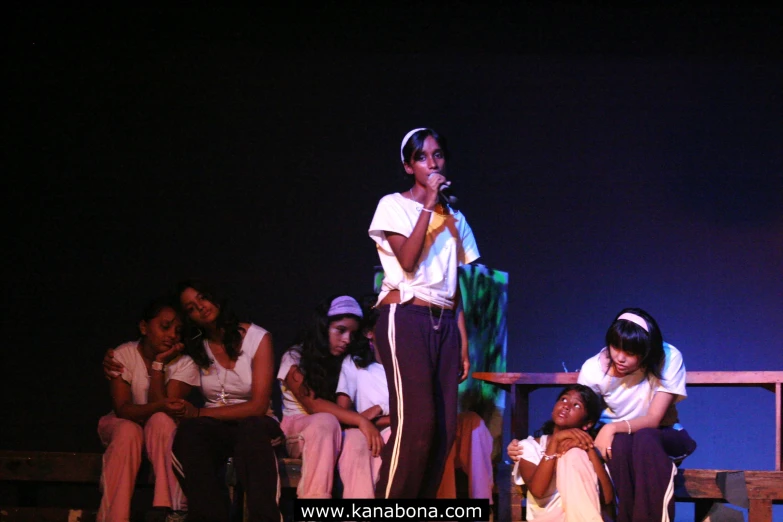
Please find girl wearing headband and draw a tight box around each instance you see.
[577,308,697,522]
[368,128,480,498]
[277,295,384,499]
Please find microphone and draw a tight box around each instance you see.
[439,183,459,207]
[428,172,459,207]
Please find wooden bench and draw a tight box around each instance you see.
[474,370,783,522]
[0,450,302,521]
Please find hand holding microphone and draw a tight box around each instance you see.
[427,172,459,208]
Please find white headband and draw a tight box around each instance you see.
[617,312,649,332]
[400,127,427,163]
[327,296,363,319]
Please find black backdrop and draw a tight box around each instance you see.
[4,8,782,518]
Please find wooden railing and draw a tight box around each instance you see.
[474,370,783,522]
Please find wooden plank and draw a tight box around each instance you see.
[278,457,301,489]
[473,371,783,387]
[0,451,302,489]
[675,469,783,500]
[473,372,577,386]
[0,452,102,483]
[686,371,783,386]
[0,507,97,521]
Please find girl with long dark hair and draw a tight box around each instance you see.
[277,295,384,499]
[170,279,283,522]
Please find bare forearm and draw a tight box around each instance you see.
[147,372,167,402]
[393,213,431,272]
[526,439,560,498]
[526,459,557,498]
[199,395,271,421]
[308,397,369,428]
[115,402,161,424]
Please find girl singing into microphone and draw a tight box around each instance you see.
[368,127,480,498]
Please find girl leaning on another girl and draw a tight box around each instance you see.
[508,307,697,522]
[102,281,283,522]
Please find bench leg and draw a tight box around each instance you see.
[748,499,772,522]
[495,462,511,521]
[694,499,714,522]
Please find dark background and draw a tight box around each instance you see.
[4,6,781,519]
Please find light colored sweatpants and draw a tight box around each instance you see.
[339,427,392,498]
[530,448,605,522]
[436,411,495,502]
[97,412,185,522]
[281,412,342,499]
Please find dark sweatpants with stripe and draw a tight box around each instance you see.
[374,303,461,499]
[172,416,283,522]
[608,426,697,522]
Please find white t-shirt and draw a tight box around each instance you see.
[114,341,200,405]
[577,342,687,427]
[199,324,275,418]
[368,192,480,308]
[511,435,561,520]
[336,357,389,417]
[277,348,308,418]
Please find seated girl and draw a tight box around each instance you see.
[171,279,283,522]
[98,296,200,522]
[277,295,384,499]
[507,384,614,522]
[334,300,392,498]
[577,308,697,522]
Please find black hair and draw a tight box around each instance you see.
[536,384,605,438]
[140,295,180,324]
[348,294,380,369]
[175,279,245,369]
[605,307,665,381]
[296,296,362,401]
[401,128,449,168]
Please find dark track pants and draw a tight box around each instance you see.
[172,416,283,522]
[374,303,461,499]
[607,427,697,522]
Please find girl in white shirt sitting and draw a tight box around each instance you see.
[277,296,384,499]
[171,279,283,522]
[507,385,614,521]
[98,296,199,522]
[577,308,697,522]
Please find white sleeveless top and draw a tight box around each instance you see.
[200,324,276,418]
